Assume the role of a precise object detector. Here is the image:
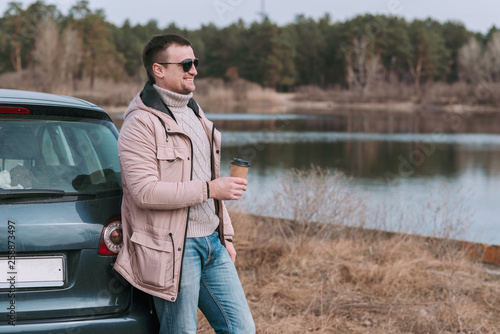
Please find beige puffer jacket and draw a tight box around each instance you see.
[114,82,233,302]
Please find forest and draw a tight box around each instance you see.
[1,0,500,103]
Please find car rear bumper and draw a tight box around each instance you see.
[0,289,159,334]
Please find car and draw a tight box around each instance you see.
[0,89,159,333]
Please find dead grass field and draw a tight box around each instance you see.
[195,212,500,334]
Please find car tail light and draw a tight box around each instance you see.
[98,217,123,256]
[0,106,30,114]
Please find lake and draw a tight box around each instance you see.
[209,112,500,246]
[112,110,500,245]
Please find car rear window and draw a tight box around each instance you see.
[0,118,121,193]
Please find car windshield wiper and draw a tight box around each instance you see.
[0,188,121,201]
[0,189,66,200]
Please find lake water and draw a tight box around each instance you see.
[112,111,500,245]
[208,112,500,245]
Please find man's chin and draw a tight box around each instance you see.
[184,84,196,94]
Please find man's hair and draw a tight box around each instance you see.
[142,34,192,84]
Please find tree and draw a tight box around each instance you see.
[59,26,82,90]
[484,31,500,82]
[288,15,326,86]
[3,2,27,71]
[67,1,126,88]
[339,15,387,93]
[32,17,59,91]
[1,1,59,72]
[197,23,234,79]
[32,16,82,92]
[458,38,486,83]
[239,18,295,88]
[458,32,500,84]
[112,20,144,78]
[440,21,471,82]
[407,19,449,93]
[379,17,412,84]
[266,26,296,89]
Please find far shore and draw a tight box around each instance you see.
[107,94,500,134]
[103,92,500,116]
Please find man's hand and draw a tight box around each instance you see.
[208,177,247,200]
[225,240,237,263]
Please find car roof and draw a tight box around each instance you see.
[0,88,106,112]
[0,88,113,121]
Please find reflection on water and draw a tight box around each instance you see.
[206,110,500,134]
[221,131,500,179]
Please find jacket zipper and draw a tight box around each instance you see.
[171,132,193,293]
[210,125,224,246]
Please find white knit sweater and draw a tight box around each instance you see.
[154,85,219,238]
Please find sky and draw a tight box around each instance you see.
[1,0,499,34]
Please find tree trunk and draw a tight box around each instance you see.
[407,58,422,95]
[11,44,22,71]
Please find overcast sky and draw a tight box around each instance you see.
[1,0,498,34]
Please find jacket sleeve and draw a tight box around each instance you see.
[221,200,234,239]
[118,113,208,210]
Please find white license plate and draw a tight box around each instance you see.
[0,256,65,288]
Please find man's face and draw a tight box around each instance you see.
[154,44,197,95]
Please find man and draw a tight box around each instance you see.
[114,34,255,334]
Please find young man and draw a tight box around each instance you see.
[114,34,255,333]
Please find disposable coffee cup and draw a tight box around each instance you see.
[230,158,250,179]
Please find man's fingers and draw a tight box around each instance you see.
[231,177,248,185]
[209,177,248,200]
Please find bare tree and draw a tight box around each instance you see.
[32,18,60,92]
[32,18,82,93]
[59,27,82,93]
[458,38,486,83]
[345,36,383,96]
[485,31,500,82]
[458,33,500,84]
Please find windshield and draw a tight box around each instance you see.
[0,119,121,194]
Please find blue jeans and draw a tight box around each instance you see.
[153,232,255,334]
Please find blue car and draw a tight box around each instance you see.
[0,89,159,333]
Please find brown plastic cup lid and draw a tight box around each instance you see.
[231,158,250,167]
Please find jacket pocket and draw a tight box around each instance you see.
[130,231,174,287]
[156,145,187,181]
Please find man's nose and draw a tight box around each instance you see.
[188,64,197,75]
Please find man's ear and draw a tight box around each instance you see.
[152,63,165,79]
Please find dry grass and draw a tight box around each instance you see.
[212,216,500,333]
[71,79,143,106]
[197,167,500,333]
[194,78,285,111]
[0,70,143,106]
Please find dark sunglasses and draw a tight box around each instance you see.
[157,58,199,72]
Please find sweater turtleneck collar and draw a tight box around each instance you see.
[153,84,193,109]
